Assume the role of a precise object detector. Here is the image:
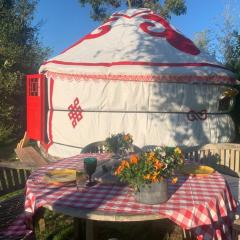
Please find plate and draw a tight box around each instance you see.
[44,169,76,185]
[179,164,215,177]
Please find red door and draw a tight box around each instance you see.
[26,74,45,141]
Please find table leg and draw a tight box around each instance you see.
[74,218,86,240]
[33,207,46,235]
[86,219,94,240]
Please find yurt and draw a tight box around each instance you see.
[26,8,238,158]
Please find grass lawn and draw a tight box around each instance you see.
[34,209,184,240]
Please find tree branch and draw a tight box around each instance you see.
[127,0,132,8]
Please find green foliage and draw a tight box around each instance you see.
[225,31,240,79]
[79,0,186,21]
[224,31,240,140]
[105,132,133,154]
[199,2,240,142]
[0,0,50,143]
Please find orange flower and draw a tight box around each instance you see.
[114,165,123,175]
[154,160,164,170]
[151,177,159,183]
[114,159,130,175]
[121,160,130,168]
[130,154,139,164]
[172,177,178,184]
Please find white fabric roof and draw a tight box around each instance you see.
[40,8,235,84]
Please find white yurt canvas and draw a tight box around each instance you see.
[38,8,237,158]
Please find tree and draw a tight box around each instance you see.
[193,30,215,57]
[0,0,50,143]
[78,0,187,21]
[212,2,240,141]
[224,31,240,78]
[223,31,240,140]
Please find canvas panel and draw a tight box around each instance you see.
[46,111,235,158]
[48,77,235,113]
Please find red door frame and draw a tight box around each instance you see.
[26,74,46,144]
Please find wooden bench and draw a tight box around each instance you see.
[0,167,31,239]
[15,146,48,169]
[184,143,240,177]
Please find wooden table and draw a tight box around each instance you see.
[24,153,236,240]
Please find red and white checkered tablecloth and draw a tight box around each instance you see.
[1,153,237,240]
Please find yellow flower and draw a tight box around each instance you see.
[151,172,159,183]
[172,177,178,184]
[174,147,182,155]
[147,151,156,161]
[144,174,151,180]
[130,154,139,164]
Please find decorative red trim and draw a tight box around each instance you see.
[45,78,54,151]
[140,14,200,55]
[40,75,46,146]
[112,10,151,18]
[46,72,236,84]
[42,60,230,71]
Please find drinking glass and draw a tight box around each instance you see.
[76,170,87,191]
[84,157,97,187]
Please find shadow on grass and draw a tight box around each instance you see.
[95,219,184,240]
[34,209,185,240]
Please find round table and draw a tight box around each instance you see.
[25,153,236,240]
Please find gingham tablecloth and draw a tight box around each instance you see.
[2,153,237,240]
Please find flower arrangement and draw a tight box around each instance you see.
[114,147,184,191]
[105,133,133,155]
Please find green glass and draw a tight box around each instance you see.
[84,157,97,186]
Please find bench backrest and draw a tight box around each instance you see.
[0,167,31,195]
[81,141,107,153]
[184,143,240,177]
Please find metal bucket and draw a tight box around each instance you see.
[134,180,168,204]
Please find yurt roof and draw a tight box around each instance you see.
[39,8,235,85]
